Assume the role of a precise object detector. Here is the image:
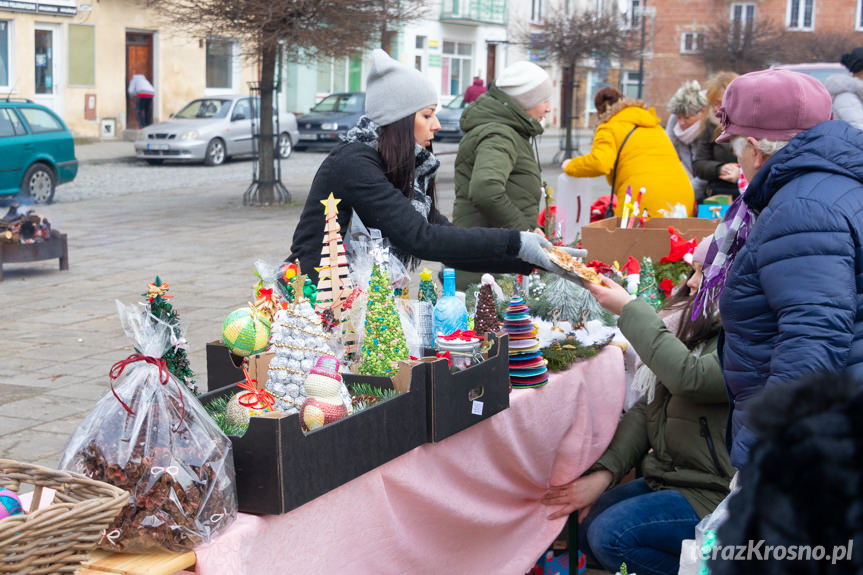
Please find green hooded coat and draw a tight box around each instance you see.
[453,86,545,232]
[592,298,735,518]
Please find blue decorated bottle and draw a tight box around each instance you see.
[433,268,468,337]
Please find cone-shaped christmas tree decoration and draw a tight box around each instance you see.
[143,277,197,395]
[539,275,606,327]
[638,256,663,311]
[265,271,352,415]
[417,267,438,306]
[474,275,500,337]
[502,294,548,388]
[315,193,353,320]
[358,261,409,376]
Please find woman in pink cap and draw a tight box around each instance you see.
[710,68,863,469]
[541,236,733,575]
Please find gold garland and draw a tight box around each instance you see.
[270,343,332,354]
[268,365,312,376]
[272,324,331,340]
[282,305,325,329]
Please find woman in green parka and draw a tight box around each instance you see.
[541,236,734,575]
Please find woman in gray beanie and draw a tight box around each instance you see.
[289,49,583,284]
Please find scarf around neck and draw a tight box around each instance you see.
[343,115,441,271]
[673,118,703,145]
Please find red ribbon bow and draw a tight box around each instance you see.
[109,353,185,432]
[257,287,274,301]
[438,330,482,341]
[236,367,276,411]
[436,350,452,367]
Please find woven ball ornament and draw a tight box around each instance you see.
[222,307,272,357]
[0,488,24,521]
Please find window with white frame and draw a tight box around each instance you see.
[0,20,12,89]
[856,0,863,30]
[730,3,756,48]
[680,31,702,54]
[621,70,641,99]
[415,35,426,71]
[205,37,240,92]
[787,0,814,30]
[531,0,544,23]
[441,41,472,97]
[626,0,641,29]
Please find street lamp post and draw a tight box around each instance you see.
[637,0,647,99]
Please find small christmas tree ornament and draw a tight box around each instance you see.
[221,306,271,357]
[637,257,664,311]
[358,246,410,376]
[474,274,502,337]
[142,277,197,395]
[621,256,641,295]
[417,267,439,305]
[301,355,348,431]
[502,294,548,388]
[659,226,698,265]
[315,193,354,321]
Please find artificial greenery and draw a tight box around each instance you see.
[654,261,692,293]
[348,383,400,413]
[540,337,610,372]
[144,276,197,395]
[203,394,249,437]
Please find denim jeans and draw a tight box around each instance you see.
[578,478,699,575]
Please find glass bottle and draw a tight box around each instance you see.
[433,268,468,337]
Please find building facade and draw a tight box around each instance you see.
[644,0,863,122]
[0,0,255,138]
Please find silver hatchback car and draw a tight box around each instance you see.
[135,95,300,166]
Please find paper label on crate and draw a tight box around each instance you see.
[471,400,484,416]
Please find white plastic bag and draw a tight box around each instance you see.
[556,173,593,244]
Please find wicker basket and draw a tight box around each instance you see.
[0,459,128,575]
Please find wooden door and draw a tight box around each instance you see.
[486,44,496,87]
[126,33,153,129]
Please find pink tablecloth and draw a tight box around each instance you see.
[195,346,625,575]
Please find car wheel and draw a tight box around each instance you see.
[278,132,294,159]
[204,138,226,166]
[146,159,165,166]
[20,163,56,204]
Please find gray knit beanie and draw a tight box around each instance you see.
[496,61,552,111]
[365,49,438,126]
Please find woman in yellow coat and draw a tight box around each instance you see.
[563,87,695,218]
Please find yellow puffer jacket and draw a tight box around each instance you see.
[564,99,695,218]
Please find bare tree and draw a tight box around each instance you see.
[150,0,426,205]
[698,17,783,74]
[516,6,637,158]
[774,31,861,65]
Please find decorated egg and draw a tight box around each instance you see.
[0,488,24,521]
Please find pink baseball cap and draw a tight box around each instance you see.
[715,69,832,144]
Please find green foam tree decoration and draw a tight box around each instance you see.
[417,267,438,306]
[143,276,197,395]
[358,262,409,376]
[638,257,664,311]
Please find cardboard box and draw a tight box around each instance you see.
[198,362,428,515]
[205,340,274,391]
[580,217,718,265]
[425,332,510,442]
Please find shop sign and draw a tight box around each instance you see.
[0,0,77,16]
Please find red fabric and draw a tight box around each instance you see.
[659,226,698,264]
[463,79,487,104]
[194,347,625,575]
[590,195,617,222]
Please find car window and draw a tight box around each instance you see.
[0,108,25,137]
[312,94,364,114]
[232,99,251,120]
[445,95,465,109]
[175,99,231,119]
[18,107,64,134]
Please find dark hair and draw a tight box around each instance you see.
[662,270,720,350]
[377,113,438,221]
[709,373,863,575]
[594,87,623,116]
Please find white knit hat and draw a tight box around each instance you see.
[496,61,552,111]
[365,49,439,126]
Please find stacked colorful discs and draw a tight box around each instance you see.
[501,295,548,388]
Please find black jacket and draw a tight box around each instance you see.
[289,141,531,282]
[692,126,738,198]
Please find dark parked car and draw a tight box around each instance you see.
[436,95,467,141]
[296,92,365,149]
[0,98,77,204]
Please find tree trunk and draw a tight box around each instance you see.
[257,41,277,205]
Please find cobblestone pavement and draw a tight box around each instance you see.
[0,133,605,469]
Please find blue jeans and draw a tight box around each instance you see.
[578,478,699,575]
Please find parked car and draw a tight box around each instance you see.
[296,92,365,149]
[771,62,850,85]
[436,94,467,140]
[135,95,300,166]
[0,98,78,204]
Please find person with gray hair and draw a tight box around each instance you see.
[666,80,709,201]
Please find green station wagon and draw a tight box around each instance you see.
[0,99,78,204]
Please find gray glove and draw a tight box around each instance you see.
[517,232,588,277]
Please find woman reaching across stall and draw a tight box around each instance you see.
[541,236,734,575]
[560,87,694,218]
[288,49,582,284]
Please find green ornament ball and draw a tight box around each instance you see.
[222,308,271,357]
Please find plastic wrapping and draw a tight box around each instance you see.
[59,301,237,553]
